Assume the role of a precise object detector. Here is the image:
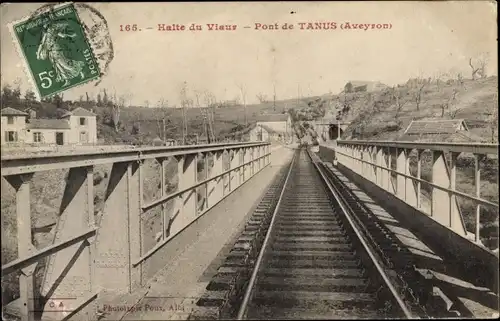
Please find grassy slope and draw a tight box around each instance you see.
[96,99,303,144]
[338,76,498,141]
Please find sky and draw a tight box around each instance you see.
[1,1,497,107]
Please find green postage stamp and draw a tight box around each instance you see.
[8,2,101,99]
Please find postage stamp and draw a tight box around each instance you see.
[8,2,102,99]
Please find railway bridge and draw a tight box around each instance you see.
[1,140,498,320]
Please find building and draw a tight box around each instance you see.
[256,113,292,135]
[249,124,272,141]
[250,113,292,142]
[344,81,388,93]
[1,106,98,146]
[399,119,487,142]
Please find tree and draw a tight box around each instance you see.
[413,79,426,111]
[440,88,459,117]
[236,83,247,125]
[111,94,124,132]
[102,89,109,106]
[392,87,408,118]
[24,89,37,109]
[180,81,190,144]
[487,93,498,142]
[201,91,217,142]
[157,98,168,109]
[457,72,466,90]
[97,93,102,106]
[53,94,64,109]
[256,93,268,103]
[469,53,489,80]
[1,84,14,106]
[24,89,36,102]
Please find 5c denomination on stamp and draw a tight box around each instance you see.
[8,2,101,99]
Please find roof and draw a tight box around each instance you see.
[61,107,96,118]
[404,119,468,135]
[27,119,71,130]
[1,107,28,116]
[454,131,489,143]
[398,132,486,143]
[258,124,279,134]
[256,114,289,122]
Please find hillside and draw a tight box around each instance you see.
[310,76,499,251]
[335,76,498,142]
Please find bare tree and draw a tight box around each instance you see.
[256,93,268,103]
[457,72,466,90]
[155,98,168,140]
[434,71,446,91]
[392,87,408,118]
[193,90,210,142]
[157,98,168,108]
[440,88,459,117]
[203,91,217,141]
[413,79,426,111]
[487,93,498,142]
[469,58,481,80]
[236,83,248,125]
[469,53,489,80]
[180,82,190,144]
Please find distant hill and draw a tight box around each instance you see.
[332,76,498,142]
[2,75,496,145]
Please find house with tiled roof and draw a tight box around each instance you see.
[1,106,97,146]
[399,119,487,143]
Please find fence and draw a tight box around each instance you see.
[322,140,498,245]
[1,141,271,321]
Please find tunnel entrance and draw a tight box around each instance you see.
[328,124,343,140]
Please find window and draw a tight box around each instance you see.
[79,117,86,126]
[33,132,43,143]
[79,131,88,143]
[5,131,17,142]
[7,116,14,124]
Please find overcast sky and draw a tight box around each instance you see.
[1,1,497,106]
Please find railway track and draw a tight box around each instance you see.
[191,147,427,319]
[234,148,413,319]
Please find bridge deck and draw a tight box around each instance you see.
[326,163,498,318]
[97,145,295,320]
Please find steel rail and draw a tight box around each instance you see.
[306,148,416,319]
[236,150,297,320]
